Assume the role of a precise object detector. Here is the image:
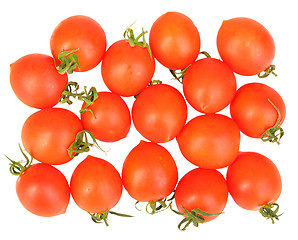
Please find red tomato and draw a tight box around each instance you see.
[183,57,237,113]
[175,168,228,223]
[101,39,155,97]
[226,152,282,211]
[70,155,123,214]
[176,114,240,169]
[122,141,178,202]
[149,11,201,70]
[50,15,106,72]
[21,108,83,165]
[230,83,286,143]
[80,92,131,142]
[132,84,187,143]
[217,17,275,76]
[10,54,68,109]
[16,163,70,217]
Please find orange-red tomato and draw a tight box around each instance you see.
[226,152,282,211]
[176,114,240,169]
[122,141,178,202]
[183,58,237,113]
[50,15,106,72]
[80,92,131,142]
[10,54,68,109]
[149,11,200,70]
[175,168,228,223]
[16,163,70,217]
[217,17,275,76]
[70,155,123,214]
[132,84,187,143]
[21,108,83,165]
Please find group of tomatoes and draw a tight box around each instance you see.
[8,12,286,230]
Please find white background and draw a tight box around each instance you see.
[0,0,297,239]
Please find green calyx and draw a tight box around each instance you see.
[54,49,81,74]
[89,210,133,227]
[259,203,283,224]
[258,65,277,78]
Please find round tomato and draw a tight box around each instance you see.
[10,54,68,109]
[183,57,237,113]
[80,91,131,142]
[132,84,187,143]
[50,15,106,72]
[230,83,286,143]
[101,39,155,97]
[226,152,282,222]
[217,17,275,76]
[176,114,240,169]
[16,163,70,217]
[149,11,200,70]
[122,141,178,203]
[70,155,123,214]
[21,108,83,165]
[174,168,228,228]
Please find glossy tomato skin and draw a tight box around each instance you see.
[183,58,236,113]
[149,11,200,70]
[175,168,228,222]
[176,114,240,169]
[80,92,131,142]
[226,152,282,211]
[21,108,83,165]
[16,163,70,217]
[50,15,106,72]
[10,54,68,109]
[70,155,123,213]
[101,39,155,97]
[122,141,178,202]
[132,84,187,143]
[230,83,286,138]
[217,17,275,76]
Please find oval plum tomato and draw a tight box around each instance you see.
[122,141,178,213]
[101,39,155,97]
[21,108,83,165]
[183,57,237,113]
[149,11,200,70]
[176,114,240,169]
[50,15,106,72]
[230,83,286,144]
[70,155,123,222]
[173,168,228,230]
[226,152,282,223]
[217,17,275,76]
[132,84,187,143]
[16,163,70,217]
[10,54,68,109]
[80,92,131,142]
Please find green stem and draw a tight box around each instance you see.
[259,203,283,224]
[89,209,133,226]
[169,66,190,84]
[258,65,277,78]
[54,49,80,74]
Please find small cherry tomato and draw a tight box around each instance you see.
[10,54,68,109]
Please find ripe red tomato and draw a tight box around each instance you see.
[70,155,123,214]
[101,39,155,97]
[230,83,286,143]
[149,11,200,70]
[16,163,70,217]
[122,141,178,203]
[10,54,68,109]
[226,152,282,219]
[174,168,228,224]
[50,15,106,72]
[176,114,240,169]
[183,57,237,113]
[80,92,131,142]
[132,84,187,143]
[217,17,275,76]
[21,108,83,165]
